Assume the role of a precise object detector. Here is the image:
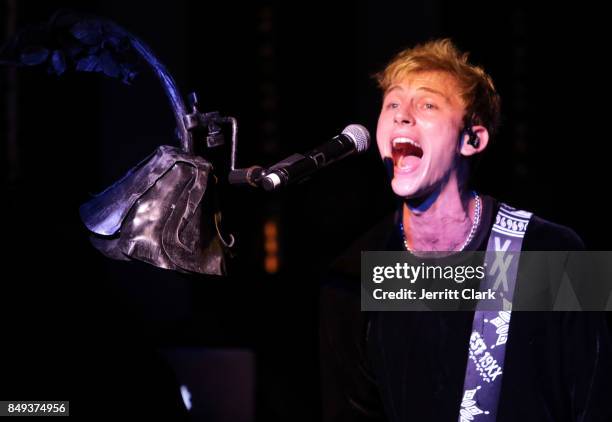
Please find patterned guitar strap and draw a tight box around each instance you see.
[458,203,533,421]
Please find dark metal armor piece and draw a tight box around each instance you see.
[0,11,236,275]
[80,145,229,275]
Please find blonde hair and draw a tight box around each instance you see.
[375,39,501,136]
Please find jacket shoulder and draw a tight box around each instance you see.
[523,214,585,251]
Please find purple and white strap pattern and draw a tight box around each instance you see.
[458,204,532,422]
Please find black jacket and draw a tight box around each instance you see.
[320,196,612,421]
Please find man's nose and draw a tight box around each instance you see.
[393,106,414,125]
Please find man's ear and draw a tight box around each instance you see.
[460,125,489,157]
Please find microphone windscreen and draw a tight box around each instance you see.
[342,124,370,153]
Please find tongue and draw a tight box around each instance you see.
[397,155,421,170]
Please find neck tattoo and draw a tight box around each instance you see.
[399,191,481,253]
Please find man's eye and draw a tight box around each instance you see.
[387,102,399,109]
[423,103,437,110]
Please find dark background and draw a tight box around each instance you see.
[1,0,609,419]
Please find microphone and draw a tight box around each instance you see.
[261,124,370,191]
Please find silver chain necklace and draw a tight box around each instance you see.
[399,191,481,253]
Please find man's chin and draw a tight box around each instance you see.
[391,177,421,198]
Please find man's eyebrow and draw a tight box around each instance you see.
[417,87,451,103]
[384,85,403,96]
[384,85,452,103]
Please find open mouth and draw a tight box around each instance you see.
[391,138,423,172]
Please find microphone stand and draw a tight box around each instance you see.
[183,92,270,189]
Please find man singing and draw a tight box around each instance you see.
[320,39,612,421]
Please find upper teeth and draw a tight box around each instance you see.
[392,137,421,148]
